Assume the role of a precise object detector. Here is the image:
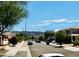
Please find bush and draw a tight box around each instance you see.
[8,36,17,46]
[63,35,71,44]
[38,35,43,41]
[73,39,79,46]
[17,37,23,42]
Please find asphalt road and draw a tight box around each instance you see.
[29,41,79,57]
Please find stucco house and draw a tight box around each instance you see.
[59,26,79,42]
[0,32,16,45]
[69,26,79,42]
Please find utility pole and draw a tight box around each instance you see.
[25,19,26,32]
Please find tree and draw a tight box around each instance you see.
[55,31,65,46]
[55,31,71,47]
[31,35,35,40]
[38,35,43,41]
[43,31,54,41]
[0,1,28,45]
[16,32,30,42]
[0,1,28,34]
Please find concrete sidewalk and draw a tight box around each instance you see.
[64,45,79,51]
[50,43,79,52]
[3,41,25,57]
[50,43,64,47]
[3,41,31,57]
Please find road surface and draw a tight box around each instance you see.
[29,41,79,57]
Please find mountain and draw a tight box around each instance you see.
[12,31,44,36]
[26,31,44,36]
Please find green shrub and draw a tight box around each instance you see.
[17,36,26,42]
[73,39,79,46]
[73,42,78,46]
[8,36,17,46]
[38,35,44,41]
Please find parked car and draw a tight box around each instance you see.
[47,36,56,43]
[39,53,64,57]
[52,43,64,48]
[35,40,41,43]
[27,41,33,45]
[52,40,56,43]
[45,40,50,45]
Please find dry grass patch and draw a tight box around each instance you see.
[0,48,8,57]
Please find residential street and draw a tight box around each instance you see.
[1,41,79,57]
[29,41,79,57]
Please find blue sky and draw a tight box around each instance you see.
[12,1,79,32]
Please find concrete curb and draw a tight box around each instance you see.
[50,43,79,52]
[25,41,32,57]
[64,45,79,51]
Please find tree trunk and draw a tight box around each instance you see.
[0,30,4,45]
[0,36,3,45]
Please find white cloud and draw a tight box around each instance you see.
[42,18,79,24]
[33,23,50,26]
[32,18,79,27]
[42,18,68,23]
[55,29,60,32]
[66,20,79,23]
